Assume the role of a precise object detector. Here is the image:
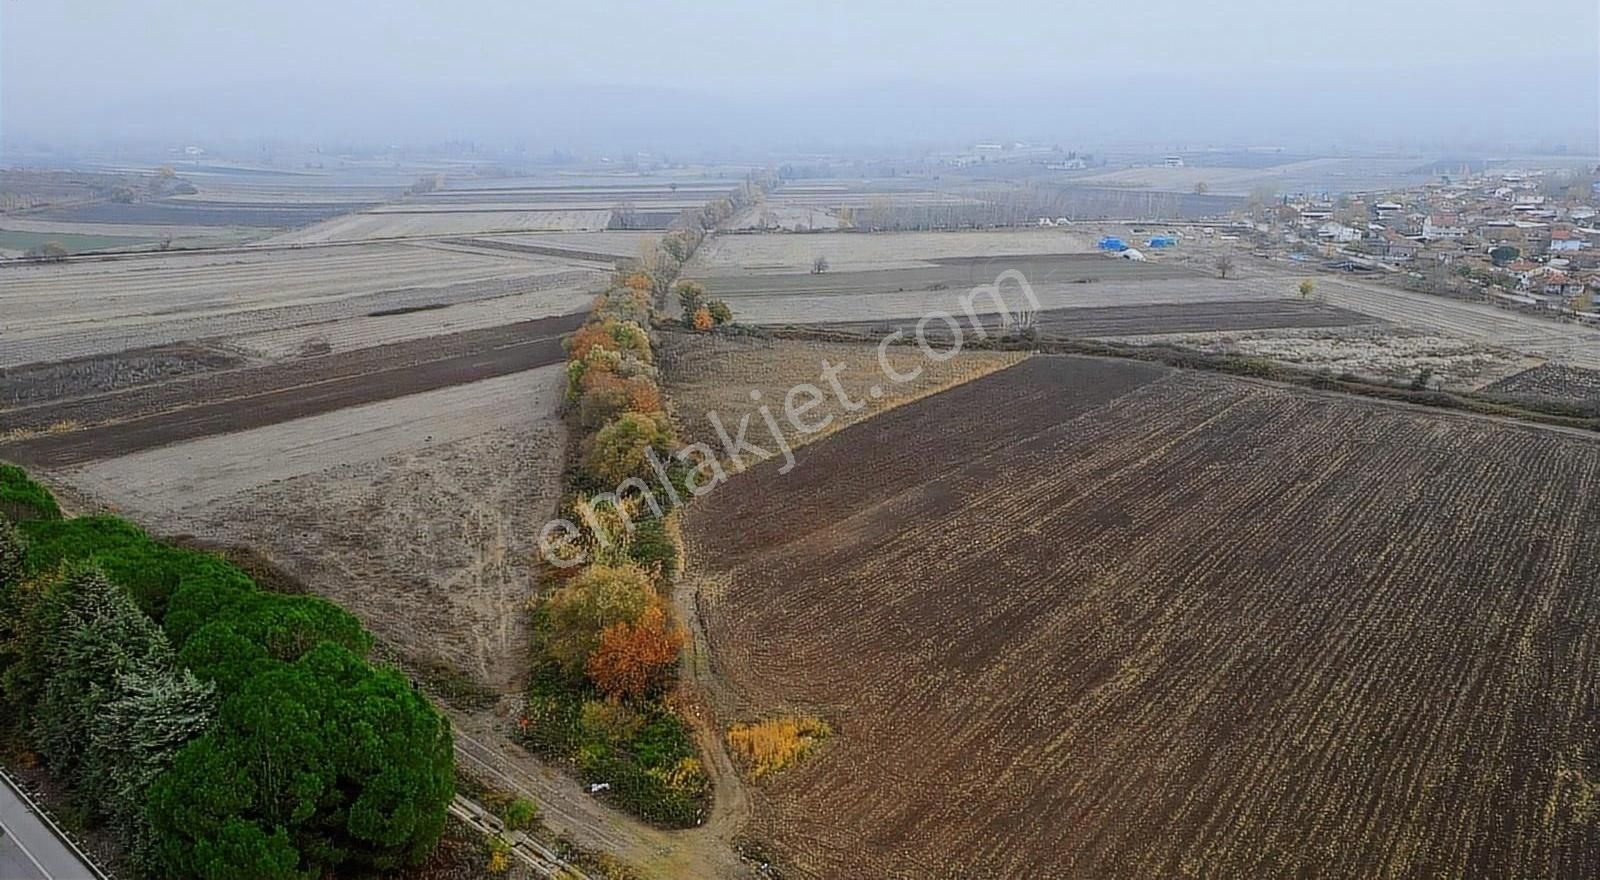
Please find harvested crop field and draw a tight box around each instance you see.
[33,198,364,227]
[701,264,1258,326]
[0,342,244,408]
[819,299,1379,340]
[58,366,567,690]
[1104,326,1535,391]
[270,209,614,243]
[1228,264,1600,371]
[1484,363,1600,407]
[690,229,1093,274]
[0,241,599,366]
[658,331,1025,451]
[683,355,1600,878]
[0,314,583,466]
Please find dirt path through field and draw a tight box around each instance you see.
[450,712,752,879]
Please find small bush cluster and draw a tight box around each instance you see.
[672,280,733,332]
[0,468,453,878]
[0,464,62,522]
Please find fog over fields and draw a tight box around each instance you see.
[4,1,1596,155]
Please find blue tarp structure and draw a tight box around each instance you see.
[1097,236,1128,251]
[1147,236,1178,248]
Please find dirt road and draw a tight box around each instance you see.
[450,714,753,879]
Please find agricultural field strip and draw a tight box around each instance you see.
[2,315,582,430]
[1,242,548,332]
[811,300,1381,339]
[60,367,562,511]
[710,273,1287,326]
[688,357,1173,572]
[1246,268,1600,368]
[366,200,712,213]
[1485,364,1600,402]
[688,230,1096,273]
[0,244,593,367]
[690,357,1600,877]
[227,283,596,359]
[266,210,615,244]
[0,314,585,466]
[694,256,1197,294]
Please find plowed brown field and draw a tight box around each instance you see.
[682,356,1600,879]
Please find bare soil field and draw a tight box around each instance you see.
[683,355,1600,878]
[485,230,663,258]
[1104,325,1535,391]
[699,261,1256,326]
[658,331,1025,451]
[34,198,364,228]
[0,313,582,466]
[1484,363,1600,406]
[820,299,1379,340]
[0,241,597,366]
[59,366,567,690]
[0,341,244,408]
[270,209,615,243]
[228,283,594,359]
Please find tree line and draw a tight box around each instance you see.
[518,174,766,826]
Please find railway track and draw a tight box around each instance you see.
[448,794,596,879]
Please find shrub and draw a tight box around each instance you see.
[580,698,646,744]
[567,319,652,365]
[727,715,832,780]
[586,604,683,699]
[579,382,632,431]
[692,308,714,332]
[545,564,655,677]
[0,518,24,591]
[623,514,678,584]
[574,707,706,826]
[706,299,733,326]
[500,797,539,831]
[674,281,705,325]
[487,837,512,874]
[0,464,62,522]
[593,287,652,325]
[578,374,663,431]
[0,520,27,682]
[582,411,675,486]
[567,344,657,403]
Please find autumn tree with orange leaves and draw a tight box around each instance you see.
[586,604,684,699]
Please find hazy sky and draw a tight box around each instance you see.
[4,1,1597,154]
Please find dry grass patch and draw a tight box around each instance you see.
[728,716,832,781]
[659,330,1026,452]
[0,420,81,443]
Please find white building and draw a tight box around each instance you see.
[1318,221,1362,243]
[1421,216,1468,241]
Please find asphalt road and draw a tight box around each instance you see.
[0,773,103,880]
